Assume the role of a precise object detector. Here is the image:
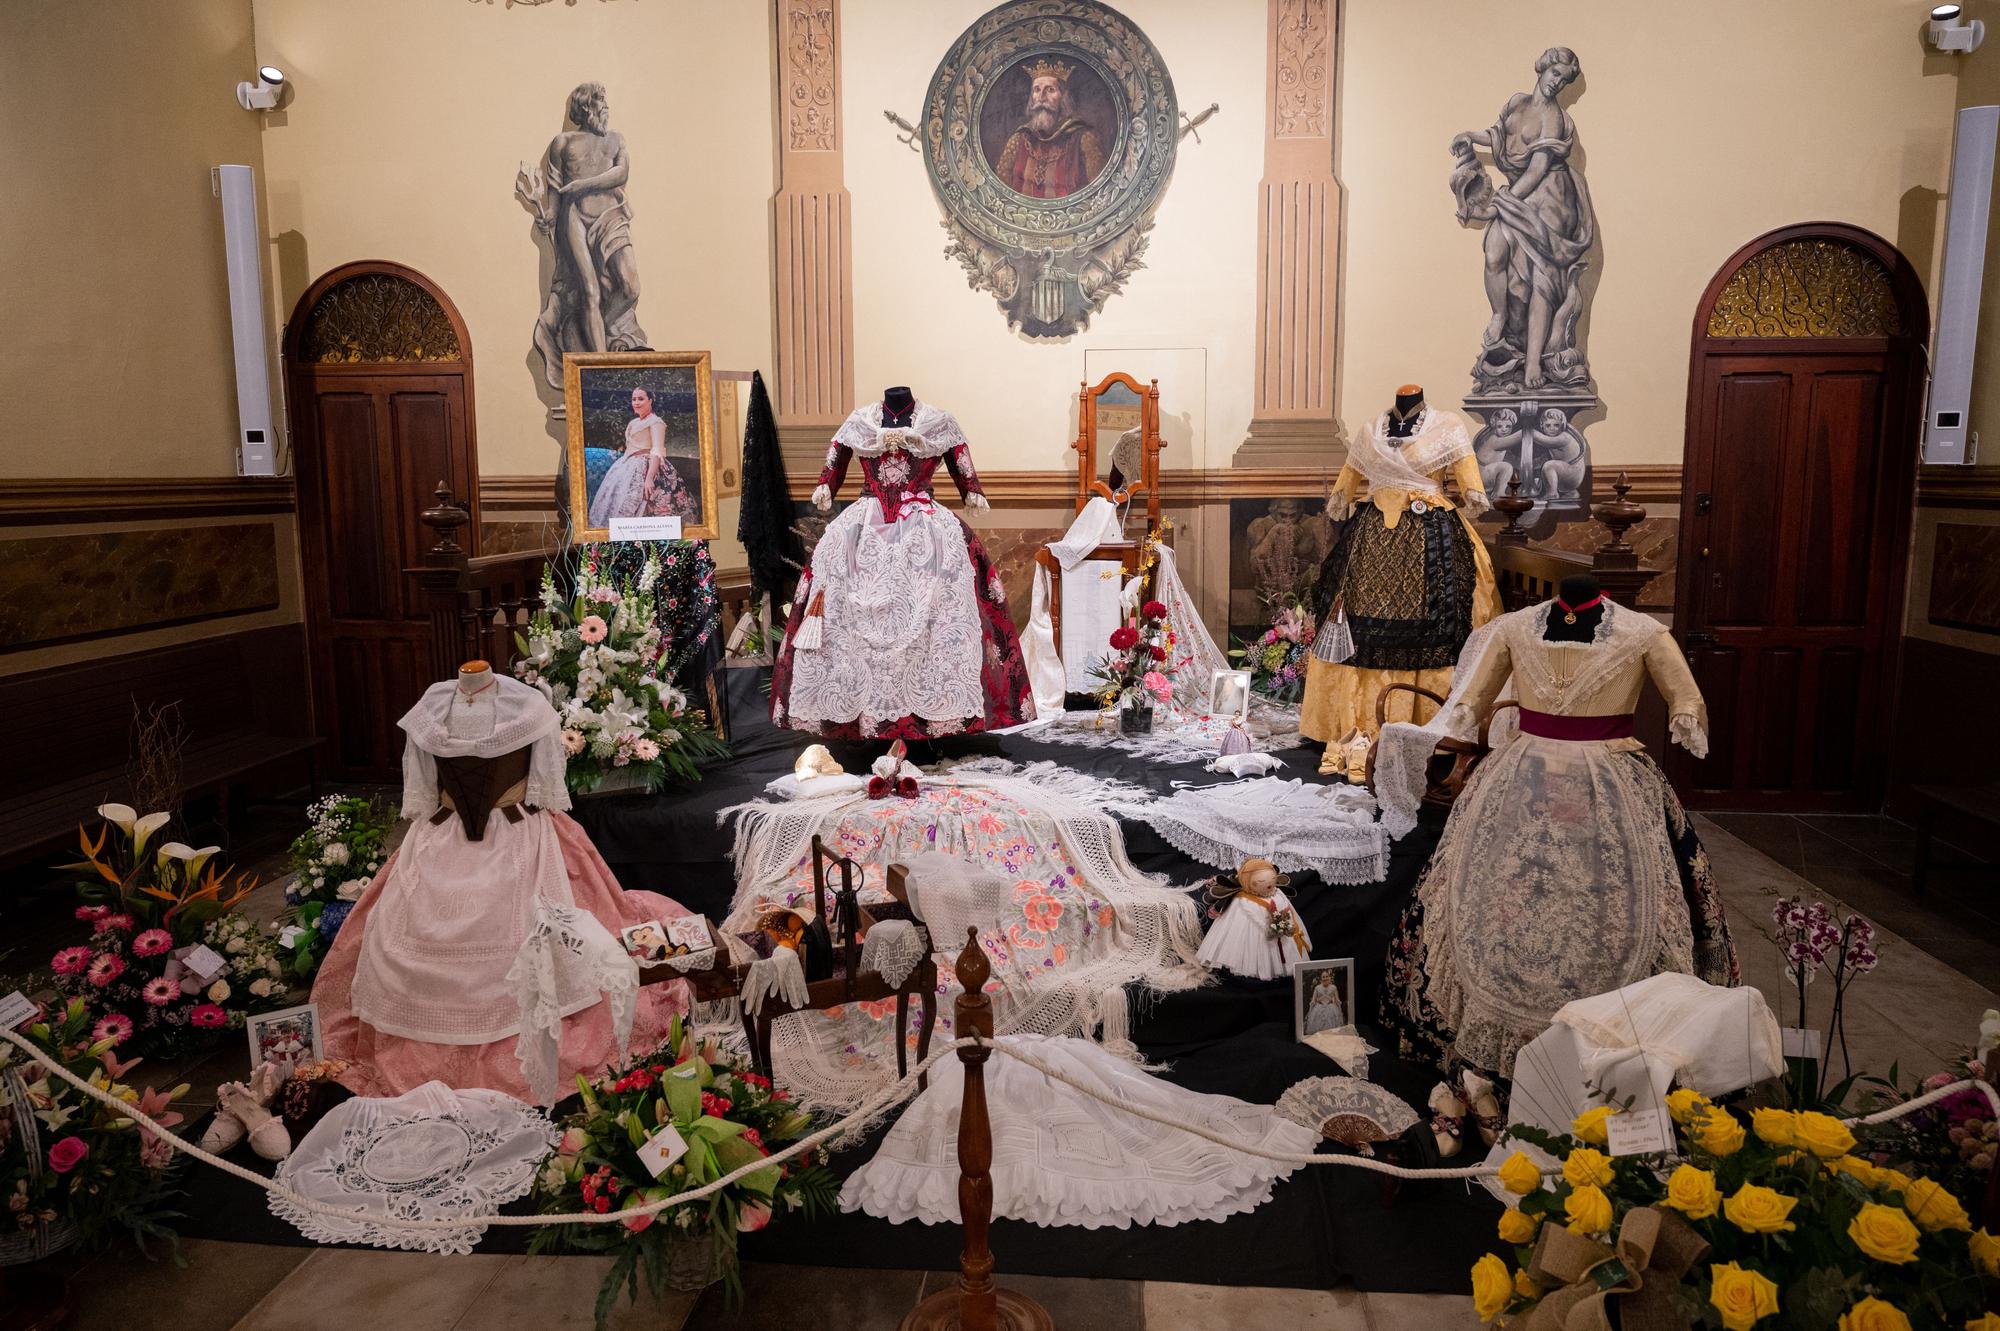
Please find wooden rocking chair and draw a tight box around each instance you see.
[1363,683,1519,810]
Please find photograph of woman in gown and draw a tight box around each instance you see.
[1300,965,1351,1038]
[587,384,699,528]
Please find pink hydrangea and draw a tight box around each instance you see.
[51,947,93,976]
[131,929,173,958]
[86,953,125,987]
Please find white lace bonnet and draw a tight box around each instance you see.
[398,674,572,820]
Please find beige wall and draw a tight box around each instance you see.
[1340,0,1959,465]
[251,0,777,492]
[0,0,277,479]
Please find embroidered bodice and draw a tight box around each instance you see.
[820,401,986,523]
[624,413,666,456]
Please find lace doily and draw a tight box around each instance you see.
[858,919,927,988]
[271,1081,556,1255]
[1274,1076,1420,1150]
[1112,778,1387,884]
[841,1035,1318,1229]
[784,499,985,731]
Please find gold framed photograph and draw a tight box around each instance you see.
[563,350,718,541]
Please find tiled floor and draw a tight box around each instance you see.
[34,812,1998,1331]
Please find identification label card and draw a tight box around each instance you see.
[183,944,228,982]
[1782,1028,1823,1060]
[608,515,683,542]
[1606,1107,1675,1157]
[636,1123,689,1178]
[0,991,37,1031]
[277,925,306,948]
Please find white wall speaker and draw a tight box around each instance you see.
[1924,104,2000,466]
[214,164,277,476]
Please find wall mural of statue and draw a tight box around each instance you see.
[1450,46,1598,523]
[923,1,1179,339]
[516,82,649,395]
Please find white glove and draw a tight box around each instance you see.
[966,491,990,510]
[811,484,832,512]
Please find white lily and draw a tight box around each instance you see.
[132,811,171,857]
[155,841,197,876]
[600,687,648,735]
[97,803,138,831]
[185,845,223,879]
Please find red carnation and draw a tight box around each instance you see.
[1149,644,1167,661]
[1141,599,1167,621]
[1109,626,1139,651]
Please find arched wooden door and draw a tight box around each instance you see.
[284,262,479,780]
[1672,224,1927,811]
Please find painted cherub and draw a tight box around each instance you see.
[1474,407,1523,499]
[1534,407,1588,503]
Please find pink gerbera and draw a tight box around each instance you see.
[85,953,125,988]
[75,905,109,922]
[91,1013,134,1045]
[131,929,172,958]
[188,1004,227,1029]
[93,913,135,935]
[51,946,93,976]
[141,978,179,1007]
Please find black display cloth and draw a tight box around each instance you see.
[173,670,1501,1291]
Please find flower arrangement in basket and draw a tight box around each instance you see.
[1088,597,1179,725]
[515,549,728,795]
[529,1019,837,1329]
[52,806,288,1060]
[1,997,185,1263]
[1475,1090,1997,1330]
[1229,597,1314,705]
[1852,1016,2000,1232]
[276,795,393,980]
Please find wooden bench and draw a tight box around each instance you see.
[0,629,318,869]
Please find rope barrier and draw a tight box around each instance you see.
[6,1024,1995,1241]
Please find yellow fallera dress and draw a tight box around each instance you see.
[1301,408,1502,750]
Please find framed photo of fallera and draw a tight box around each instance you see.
[1293,958,1356,1042]
[564,350,719,542]
[246,1002,323,1074]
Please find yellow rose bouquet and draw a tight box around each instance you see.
[1473,1098,1993,1329]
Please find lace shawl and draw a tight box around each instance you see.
[832,401,971,458]
[1110,777,1388,884]
[507,901,639,1106]
[1345,409,1476,493]
[399,677,571,821]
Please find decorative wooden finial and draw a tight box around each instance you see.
[1493,477,1534,546]
[1590,470,1647,571]
[421,482,470,557]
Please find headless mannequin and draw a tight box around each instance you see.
[456,659,494,700]
[1386,384,1426,439]
[882,385,916,426]
[1546,573,1604,643]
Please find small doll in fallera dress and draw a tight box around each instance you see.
[1197,857,1311,981]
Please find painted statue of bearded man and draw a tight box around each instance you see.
[994,59,1107,200]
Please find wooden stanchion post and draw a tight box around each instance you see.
[902,930,1053,1331]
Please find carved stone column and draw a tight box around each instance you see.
[772,0,856,471]
[1237,0,1343,468]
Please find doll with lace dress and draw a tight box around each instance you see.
[312,666,695,1105]
[1197,857,1312,981]
[770,388,1032,739]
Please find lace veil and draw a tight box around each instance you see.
[399,675,571,821]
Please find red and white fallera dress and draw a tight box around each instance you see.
[771,400,1032,739]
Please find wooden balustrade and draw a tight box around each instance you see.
[1484,471,1661,613]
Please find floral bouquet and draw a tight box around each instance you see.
[1854,1025,1999,1225]
[1229,597,1314,704]
[277,795,393,980]
[1475,1093,1995,1330]
[1,997,185,1256]
[515,549,728,795]
[1087,597,1179,715]
[529,1019,837,1329]
[51,808,287,1060]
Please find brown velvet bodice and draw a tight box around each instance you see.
[431,744,535,841]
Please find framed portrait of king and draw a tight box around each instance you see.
[563,350,719,542]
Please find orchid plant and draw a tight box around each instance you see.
[1772,896,1880,1103]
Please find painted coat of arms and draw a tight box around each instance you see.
[924,1,1178,338]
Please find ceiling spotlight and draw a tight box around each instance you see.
[236,65,287,111]
[1931,4,1986,52]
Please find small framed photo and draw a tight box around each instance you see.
[247,1003,323,1075]
[1293,958,1355,1042]
[564,350,719,543]
[663,916,712,955]
[621,920,672,962]
[1208,668,1253,723]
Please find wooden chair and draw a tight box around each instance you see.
[742,835,939,1090]
[1363,683,1519,810]
[1035,372,1166,647]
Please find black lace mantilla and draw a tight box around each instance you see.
[1311,504,1477,671]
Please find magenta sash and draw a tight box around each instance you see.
[1517,707,1634,742]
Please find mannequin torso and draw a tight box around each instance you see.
[881,385,916,427]
[1386,384,1426,440]
[1545,573,1604,642]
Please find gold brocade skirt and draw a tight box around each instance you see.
[1299,661,1455,744]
